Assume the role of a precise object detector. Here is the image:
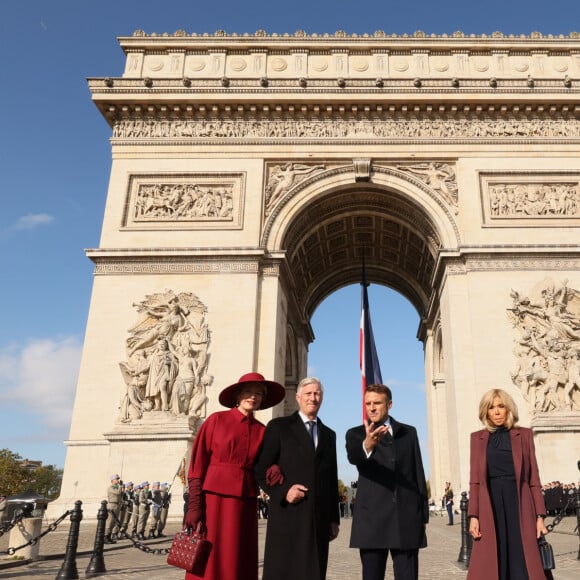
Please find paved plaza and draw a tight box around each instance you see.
[1,511,578,579]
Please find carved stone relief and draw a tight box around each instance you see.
[263,160,458,217]
[395,163,458,206]
[112,117,580,142]
[481,174,580,224]
[118,289,213,423]
[124,29,580,83]
[508,278,580,413]
[265,162,326,214]
[124,173,244,229]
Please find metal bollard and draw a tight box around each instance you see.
[56,500,83,580]
[457,491,472,566]
[9,517,42,561]
[86,500,108,577]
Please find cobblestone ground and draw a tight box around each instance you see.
[1,512,578,579]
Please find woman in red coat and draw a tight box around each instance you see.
[183,372,285,580]
[467,388,551,580]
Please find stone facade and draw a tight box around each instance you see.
[51,29,580,518]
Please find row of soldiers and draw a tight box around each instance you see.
[106,475,172,543]
[542,481,579,516]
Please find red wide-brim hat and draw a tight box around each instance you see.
[218,372,285,410]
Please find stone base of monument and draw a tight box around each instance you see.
[531,412,580,484]
[105,410,202,440]
[46,413,201,521]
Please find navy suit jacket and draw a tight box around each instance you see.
[346,416,428,550]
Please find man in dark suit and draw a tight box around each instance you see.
[256,377,340,580]
[346,384,428,580]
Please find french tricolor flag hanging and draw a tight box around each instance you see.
[359,263,383,419]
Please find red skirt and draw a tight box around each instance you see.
[185,493,258,580]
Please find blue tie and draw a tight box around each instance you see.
[306,421,316,447]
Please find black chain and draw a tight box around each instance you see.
[108,507,171,556]
[0,509,72,556]
[546,493,575,532]
[0,511,26,537]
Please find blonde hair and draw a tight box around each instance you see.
[478,388,519,431]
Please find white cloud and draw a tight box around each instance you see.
[0,337,82,430]
[12,213,54,230]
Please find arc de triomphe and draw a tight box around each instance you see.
[54,29,580,518]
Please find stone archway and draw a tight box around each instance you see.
[51,29,580,518]
[261,164,459,496]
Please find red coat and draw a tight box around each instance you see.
[467,427,547,580]
[186,408,265,580]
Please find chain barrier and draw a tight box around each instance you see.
[107,508,171,556]
[546,492,576,532]
[0,511,26,538]
[0,509,72,556]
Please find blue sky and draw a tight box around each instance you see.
[0,0,577,485]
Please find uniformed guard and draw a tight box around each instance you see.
[119,481,134,538]
[130,484,141,538]
[136,481,151,540]
[105,474,122,543]
[147,481,162,539]
[157,482,171,537]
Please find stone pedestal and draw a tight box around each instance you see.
[102,412,200,520]
[532,413,580,484]
[9,517,42,561]
[48,413,201,521]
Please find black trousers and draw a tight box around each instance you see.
[360,548,419,580]
[488,477,528,580]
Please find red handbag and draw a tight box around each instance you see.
[167,522,211,575]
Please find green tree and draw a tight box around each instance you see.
[337,479,348,497]
[29,465,63,499]
[0,449,27,496]
[0,449,63,499]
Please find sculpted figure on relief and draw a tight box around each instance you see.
[134,183,234,221]
[508,278,580,413]
[396,162,458,206]
[265,162,325,212]
[118,290,212,422]
[489,183,579,218]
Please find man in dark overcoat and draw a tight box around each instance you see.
[255,377,340,580]
[346,384,428,580]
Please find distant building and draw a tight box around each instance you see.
[20,459,43,472]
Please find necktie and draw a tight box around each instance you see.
[306,421,316,447]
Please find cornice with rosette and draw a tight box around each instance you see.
[89,30,580,128]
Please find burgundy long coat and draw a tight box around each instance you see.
[467,427,547,580]
[185,408,265,580]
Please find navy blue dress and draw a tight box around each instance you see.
[487,427,528,580]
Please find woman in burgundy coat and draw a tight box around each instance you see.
[467,388,551,580]
[183,373,285,580]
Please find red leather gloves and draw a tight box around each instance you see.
[184,477,203,529]
[266,464,285,486]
